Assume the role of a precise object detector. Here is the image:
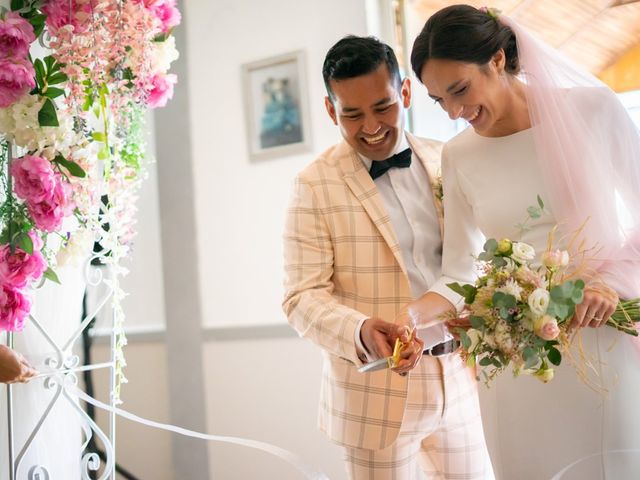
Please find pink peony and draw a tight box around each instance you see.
[0,232,46,288]
[28,179,74,233]
[146,72,176,108]
[41,0,92,34]
[137,0,181,33]
[11,155,57,204]
[0,11,36,57]
[0,284,31,332]
[0,56,35,108]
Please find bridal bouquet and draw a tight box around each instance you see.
[448,202,640,385]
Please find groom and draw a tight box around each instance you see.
[283,36,493,478]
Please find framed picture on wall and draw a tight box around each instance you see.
[242,50,312,161]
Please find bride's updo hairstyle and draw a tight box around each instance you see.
[411,4,520,80]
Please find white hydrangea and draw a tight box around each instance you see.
[150,36,180,73]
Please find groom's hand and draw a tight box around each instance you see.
[360,319,424,375]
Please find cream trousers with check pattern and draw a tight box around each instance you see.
[343,353,495,480]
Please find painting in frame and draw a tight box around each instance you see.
[242,50,312,161]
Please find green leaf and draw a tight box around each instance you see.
[38,98,59,126]
[34,58,45,89]
[0,229,10,245]
[548,347,562,366]
[43,87,65,99]
[479,356,493,367]
[92,131,107,142]
[493,256,507,268]
[53,155,86,178]
[470,316,485,330]
[16,232,33,254]
[483,238,498,255]
[527,206,541,219]
[44,54,56,73]
[10,0,25,11]
[47,72,68,85]
[537,195,545,210]
[458,329,471,350]
[43,267,61,285]
[523,347,537,362]
[492,292,517,320]
[98,147,109,160]
[446,282,477,304]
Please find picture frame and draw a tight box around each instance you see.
[242,50,312,161]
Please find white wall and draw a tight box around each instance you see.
[187,0,368,329]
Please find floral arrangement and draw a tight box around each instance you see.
[0,0,180,399]
[448,197,640,385]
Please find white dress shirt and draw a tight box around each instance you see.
[355,134,451,360]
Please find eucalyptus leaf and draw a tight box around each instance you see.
[470,316,485,330]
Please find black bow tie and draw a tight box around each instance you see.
[368,148,412,180]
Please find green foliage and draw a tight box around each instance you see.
[38,98,59,127]
[547,347,562,366]
[43,267,61,285]
[547,280,585,321]
[53,154,86,178]
[447,282,477,304]
[492,292,517,320]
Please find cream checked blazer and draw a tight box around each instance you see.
[283,133,444,450]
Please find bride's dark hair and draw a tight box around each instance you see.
[411,4,520,80]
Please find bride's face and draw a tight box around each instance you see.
[419,53,510,136]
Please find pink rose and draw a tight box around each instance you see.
[0,11,36,57]
[542,249,570,269]
[534,315,560,341]
[28,179,74,233]
[41,0,92,34]
[0,232,46,288]
[0,285,31,332]
[146,73,177,108]
[11,155,57,204]
[0,56,35,108]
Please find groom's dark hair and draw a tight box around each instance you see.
[322,35,402,102]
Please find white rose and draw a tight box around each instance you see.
[528,288,550,317]
[511,242,536,264]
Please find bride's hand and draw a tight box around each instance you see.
[445,308,472,338]
[0,345,37,384]
[571,282,618,330]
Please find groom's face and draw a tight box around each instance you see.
[325,64,410,161]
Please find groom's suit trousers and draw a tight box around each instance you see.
[343,353,494,480]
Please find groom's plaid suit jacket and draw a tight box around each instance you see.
[283,132,444,450]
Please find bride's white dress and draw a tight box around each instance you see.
[0,263,86,480]
[433,125,640,480]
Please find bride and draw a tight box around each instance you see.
[403,4,640,479]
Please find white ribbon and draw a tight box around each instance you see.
[550,449,640,479]
[69,386,329,480]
